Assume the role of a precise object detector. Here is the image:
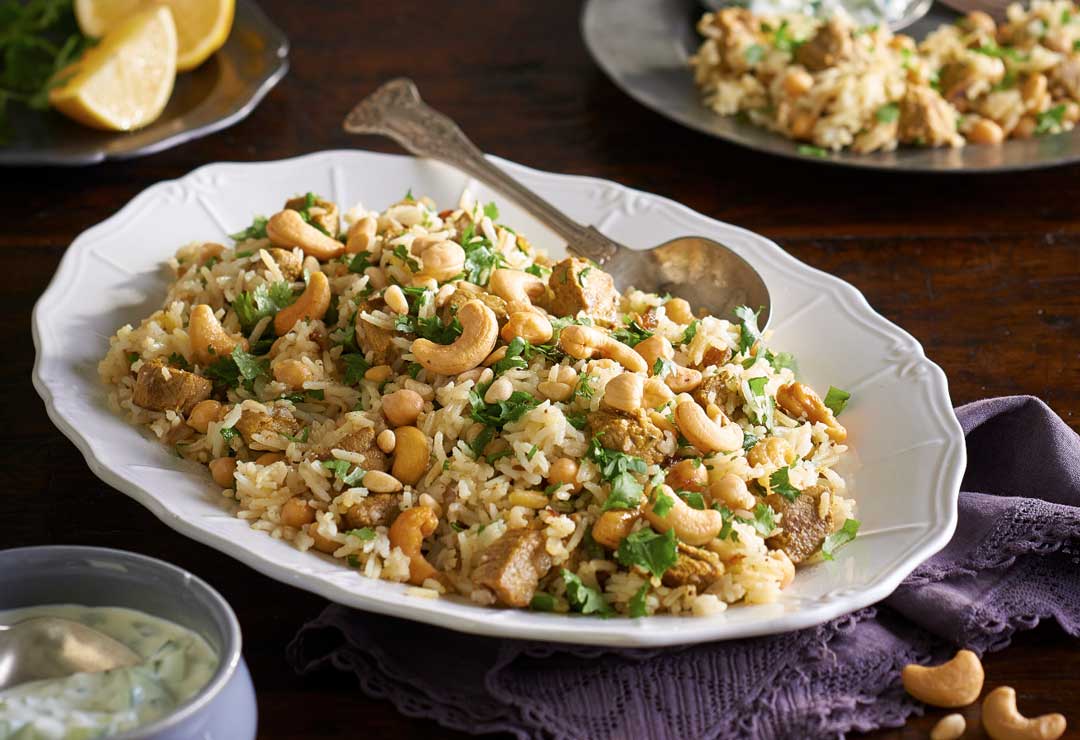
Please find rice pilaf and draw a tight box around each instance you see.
[99,188,858,617]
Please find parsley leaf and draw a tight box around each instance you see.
[734,305,762,355]
[232,282,296,331]
[616,528,678,579]
[823,386,851,416]
[652,489,675,517]
[204,346,269,389]
[745,43,765,64]
[469,387,539,429]
[341,354,370,385]
[348,251,373,274]
[743,502,776,538]
[876,102,899,123]
[530,592,556,612]
[629,583,650,618]
[677,491,707,510]
[1036,104,1067,135]
[769,466,800,502]
[797,144,828,158]
[745,376,774,428]
[611,317,653,347]
[229,215,268,242]
[347,527,377,541]
[561,569,613,616]
[458,228,506,285]
[678,320,700,345]
[483,201,500,220]
[821,518,860,560]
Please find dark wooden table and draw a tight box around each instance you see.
[4,1,1079,737]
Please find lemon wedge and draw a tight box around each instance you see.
[50,6,178,131]
[75,0,235,72]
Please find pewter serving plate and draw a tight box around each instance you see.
[582,0,1080,172]
[0,0,288,167]
[32,150,965,646]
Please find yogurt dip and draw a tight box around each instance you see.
[0,605,219,739]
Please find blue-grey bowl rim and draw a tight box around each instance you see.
[0,545,243,738]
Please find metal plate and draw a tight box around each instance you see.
[582,0,1080,172]
[0,0,288,167]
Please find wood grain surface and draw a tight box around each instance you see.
[2,0,1078,737]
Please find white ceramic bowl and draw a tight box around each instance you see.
[32,150,965,646]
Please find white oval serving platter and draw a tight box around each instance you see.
[32,149,965,646]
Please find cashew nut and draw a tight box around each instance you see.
[501,311,553,345]
[190,304,243,366]
[665,297,695,324]
[643,484,724,546]
[643,376,674,408]
[391,426,431,485]
[710,473,755,510]
[634,334,700,390]
[411,299,498,376]
[982,686,1066,740]
[901,650,985,708]
[747,437,796,471]
[490,268,545,306]
[558,324,647,373]
[674,400,743,453]
[634,334,673,369]
[931,714,967,740]
[602,372,644,413]
[346,215,377,255]
[665,364,703,392]
[274,271,331,336]
[416,239,466,282]
[776,382,848,443]
[592,509,640,549]
[266,208,345,260]
[388,505,441,586]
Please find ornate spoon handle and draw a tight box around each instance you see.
[343,78,620,265]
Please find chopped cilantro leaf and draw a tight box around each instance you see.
[1036,104,1067,135]
[677,491,706,510]
[629,583,650,618]
[797,144,828,158]
[469,387,539,429]
[483,201,499,221]
[742,430,759,452]
[347,527,377,542]
[342,354,370,386]
[127,352,140,365]
[458,230,506,286]
[734,305,763,355]
[611,318,653,347]
[232,281,296,331]
[530,592,556,612]
[745,375,774,428]
[566,412,587,430]
[219,427,238,442]
[561,569,613,616]
[679,320,699,345]
[392,243,420,272]
[229,215,268,242]
[821,518,860,560]
[745,43,765,64]
[652,489,675,518]
[742,502,776,538]
[616,528,678,579]
[876,102,899,124]
[348,251,373,274]
[525,263,551,279]
[577,266,591,287]
[769,466,800,502]
[823,386,851,416]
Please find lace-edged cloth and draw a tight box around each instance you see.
[287,396,1080,739]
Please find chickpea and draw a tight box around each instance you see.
[382,388,424,426]
[186,400,222,434]
[209,457,237,488]
[782,69,814,97]
[273,359,313,390]
[281,497,316,528]
[790,109,818,140]
[1013,115,1037,139]
[1021,73,1047,105]
[548,457,581,492]
[255,452,286,466]
[967,118,1004,145]
[307,522,339,554]
[666,459,706,492]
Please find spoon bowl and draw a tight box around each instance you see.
[0,616,141,691]
[344,78,771,326]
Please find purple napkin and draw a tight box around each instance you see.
[287,396,1080,739]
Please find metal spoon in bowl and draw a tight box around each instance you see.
[344,78,771,327]
[0,617,141,691]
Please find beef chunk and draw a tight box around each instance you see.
[898,86,960,147]
[313,426,388,471]
[438,282,508,324]
[132,359,212,414]
[285,195,339,237]
[268,248,303,281]
[344,493,400,528]
[766,485,831,564]
[234,405,302,450]
[586,408,668,466]
[473,528,552,607]
[795,16,854,72]
[661,542,724,590]
[543,258,619,322]
[354,301,398,365]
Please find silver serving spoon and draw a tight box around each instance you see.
[344,78,771,327]
[0,617,142,691]
[699,0,933,32]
